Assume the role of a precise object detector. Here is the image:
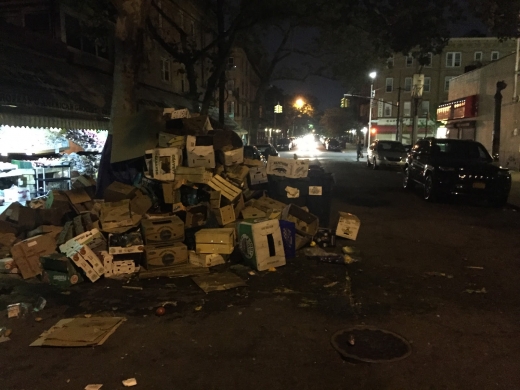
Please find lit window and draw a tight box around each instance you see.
[491,51,499,61]
[406,54,413,67]
[403,101,411,117]
[423,77,431,93]
[384,102,392,117]
[385,78,393,93]
[444,76,454,91]
[404,77,412,92]
[446,52,461,67]
[474,51,482,61]
[161,57,170,82]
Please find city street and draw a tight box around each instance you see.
[3,145,520,389]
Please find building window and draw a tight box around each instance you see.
[421,101,430,117]
[446,52,461,67]
[406,54,413,67]
[403,101,411,117]
[444,76,454,91]
[425,53,433,67]
[474,51,483,61]
[385,78,393,93]
[384,102,392,117]
[387,56,394,68]
[423,77,431,93]
[404,77,412,92]
[161,58,171,82]
[491,51,499,61]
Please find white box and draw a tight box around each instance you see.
[266,156,309,178]
[189,251,225,267]
[223,147,244,166]
[186,136,215,169]
[163,108,191,119]
[336,212,361,241]
[158,133,186,148]
[249,166,268,185]
[152,147,183,181]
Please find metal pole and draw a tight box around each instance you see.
[493,81,507,156]
[395,87,401,141]
[412,97,419,145]
[367,83,373,147]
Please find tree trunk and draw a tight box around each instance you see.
[250,82,268,145]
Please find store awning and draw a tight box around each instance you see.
[0,111,109,130]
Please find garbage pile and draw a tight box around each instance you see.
[0,108,360,290]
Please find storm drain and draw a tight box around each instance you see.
[331,326,412,363]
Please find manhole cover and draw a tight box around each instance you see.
[331,326,412,363]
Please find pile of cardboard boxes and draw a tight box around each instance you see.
[0,108,360,288]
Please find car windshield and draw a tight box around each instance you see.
[377,142,405,152]
[278,139,290,144]
[433,141,491,161]
[329,139,339,145]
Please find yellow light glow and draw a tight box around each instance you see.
[294,98,304,109]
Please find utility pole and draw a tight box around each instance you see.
[395,87,402,141]
[493,80,507,157]
[411,74,424,145]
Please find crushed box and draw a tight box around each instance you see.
[238,219,286,271]
[281,204,319,237]
[11,234,57,279]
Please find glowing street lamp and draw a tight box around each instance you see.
[367,71,377,147]
[294,98,305,109]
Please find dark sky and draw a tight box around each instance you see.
[272,7,487,112]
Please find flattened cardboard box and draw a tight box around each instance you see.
[144,242,188,268]
[11,234,57,279]
[266,156,310,179]
[336,212,360,240]
[141,216,185,244]
[195,228,236,254]
[281,204,319,237]
[238,219,286,271]
[103,182,137,202]
[189,251,226,268]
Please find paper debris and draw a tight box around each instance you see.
[192,272,246,293]
[85,385,103,390]
[122,378,137,387]
[323,282,338,288]
[464,288,487,294]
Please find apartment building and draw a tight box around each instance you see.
[371,37,517,144]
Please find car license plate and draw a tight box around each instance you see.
[473,182,486,189]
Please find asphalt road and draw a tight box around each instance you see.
[2,145,520,389]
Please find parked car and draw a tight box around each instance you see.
[403,138,511,206]
[254,144,278,160]
[276,138,293,151]
[325,138,342,151]
[367,140,407,169]
[244,145,267,165]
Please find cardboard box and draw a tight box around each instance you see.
[223,147,244,166]
[212,204,235,226]
[3,185,31,203]
[279,220,296,259]
[238,219,286,271]
[45,190,72,212]
[70,228,107,254]
[144,242,188,268]
[162,181,184,204]
[164,108,191,119]
[64,188,93,213]
[185,204,208,228]
[336,212,361,241]
[248,196,287,219]
[158,133,186,148]
[100,200,133,229]
[11,234,57,279]
[241,206,266,220]
[40,253,83,287]
[175,166,213,184]
[226,164,249,185]
[108,232,144,255]
[130,192,152,215]
[103,182,137,202]
[186,136,215,168]
[152,147,183,181]
[195,228,236,254]
[234,194,245,217]
[249,166,268,185]
[281,204,319,237]
[141,216,184,244]
[112,259,137,275]
[71,175,96,189]
[189,251,226,268]
[0,257,18,274]
[207,175,242,203]
[0,202,38,231]
[266,156,310,179]
[62,244,104,282]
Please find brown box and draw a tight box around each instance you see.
[141,216,184,244]
[144,242,188,268]
[11,234,57,279]
[64,188,93,213]
[212,205,235,226]
[130,192,152,215]
[281,204,319,237]
[185,204,208,228]
[195,228,236,254]
[104,181,138,202]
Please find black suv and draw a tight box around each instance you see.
[403,138,511,206]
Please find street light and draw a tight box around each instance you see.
[294,98,304,109]
[367,71,377,147]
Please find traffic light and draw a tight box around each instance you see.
[340,97,350,108]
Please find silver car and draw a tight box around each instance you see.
[367,140,407,169]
